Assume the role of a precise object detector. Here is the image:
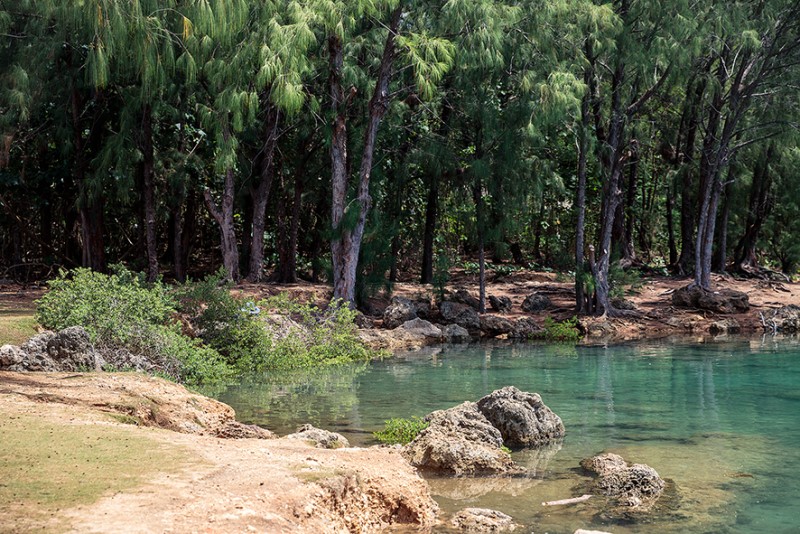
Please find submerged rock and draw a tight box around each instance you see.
[450,507,518,532]
[286,424,350,449]
[403,402,519,476]
[672,285,750,314]
[580,452,666,511]
[476,386,565,448]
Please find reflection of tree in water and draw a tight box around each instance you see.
[213,362,369,437]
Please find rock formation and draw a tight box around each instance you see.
[476,386,565,448]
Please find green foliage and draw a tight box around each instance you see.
[541,316,582,343]
[433,249,451,303]
[373,417,429,445]
[608,265,643,300]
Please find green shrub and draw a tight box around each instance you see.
[373,417,429,445]
[541,316,582,343]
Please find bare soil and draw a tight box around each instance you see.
[0,372,438,533]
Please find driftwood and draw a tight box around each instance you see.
[541,494,592,506]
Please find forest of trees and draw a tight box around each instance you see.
[1,0,799,314]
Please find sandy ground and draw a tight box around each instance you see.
[0,373,438,533]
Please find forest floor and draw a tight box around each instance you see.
[0,372,437,533]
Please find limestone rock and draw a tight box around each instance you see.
[399,318,443,341]
[442,323,472,344]
[509,317,542,340]
[354,312,374,329]
[383,297,419,329]
[450,508,518,532]
[454,289,482,310]
[580,452,665,511]
[215,421,276,439]
[476,386,565,448]
[439,301,481,331]
[489,295,513,314]
[358,319,442,351]
[611,297,637,311]
[480,315,514,338]
[709,318,741,335]
[671,285,750,314]
[2,327,101,372]
[404,402,519,476]
[765,305,800,332]
[0,344,24,367]
[521,293,552,313]
[287,424,350,449]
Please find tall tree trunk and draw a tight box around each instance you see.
[420,174,438,284]
[713,171,733,272]
[139,104,159,282]
[575,66,591,313]
[665,174,678,266]
[247,106,280,281]
[330,8,402,305]
[474,181,486,314]
[204,126,240,281]
[734,143,775,271]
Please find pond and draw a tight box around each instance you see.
[208,337,800,533]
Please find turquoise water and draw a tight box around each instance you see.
[212,337,800,533]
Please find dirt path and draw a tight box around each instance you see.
[0,372,438,533]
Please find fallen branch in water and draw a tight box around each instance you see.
[542,494,592,506]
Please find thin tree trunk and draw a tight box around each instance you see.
[575,66,591,313]
[420,174,438,284]
[204,125,240,281]
[734,143,775,271]
[665,174,678,266]
[247,106,280,282]
[139,104,159,282]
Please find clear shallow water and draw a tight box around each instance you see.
[209,337,800,533]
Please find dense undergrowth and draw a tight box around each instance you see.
[36,267,376,385]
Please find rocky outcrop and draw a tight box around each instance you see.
[508,317,542,339]
[580,452,665,511]
[442,324,472,344]
[439,302,481,331]
[489,295,512,314]
[476,386,565,448]
[763,305,800,332]
[611,297,637,311]
[453,289,482,310]
[359,319,442,350]
[403,402,518,476]
[480,315,514,338]
[383,297,420,329]
[521,293,551,313]
[450,508,518,532]
[286,424,350,449]
[671,285,750,314]
[709,318,741,335]
[0,326,103,372]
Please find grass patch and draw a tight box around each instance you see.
[0,410,189,531]
[0,313,38,346]
[373,417,429,445]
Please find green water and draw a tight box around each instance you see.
[212,337,800,533]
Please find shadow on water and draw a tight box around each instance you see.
[211,337,800,533]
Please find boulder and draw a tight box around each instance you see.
[286,424,350,449]
[611,297,637,311]
[480,315,514,338]
[709,318,741,335]
[508,317,542,340]
[580,452,666,511]
[521,293,552,313]
[764,305,800,332]
[399,318,443,341]
[404,402,519,476]
[489,295,513,314]
[215,421,276,439]
[453,289,482,311]
[671,285,750,314]
[442,324,472,344]
[100,347,154,373]
[354,312,374,329]
[383,297,419,329]
[2,327,102,372]
[450,508,518,532]
[476,386,565,448]
[439,301,481,331]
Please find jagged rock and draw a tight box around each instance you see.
[671,285,750,314]
[581,452,665,511]
[476,386,565,448]
[586,320,616,338]
[521,293,552,313]
[453,289,482,311]
[508,317,542,340]
[286,424,350,449]
[442,324,472,344]
[413,299,433,320]
[383,297,419,329]
[404,402,519,476]
[399,318,443,341]
[100,347,154,373]
[709,318,741,335]
[439,301,481,331]
[764,305,800,332]
[480,315,514,338]
[489,295,513,314]
[611,297,637,311]
[2,327,102,372]
[354,312,374,329]
[215,421,276,439]
[450,508,518,532]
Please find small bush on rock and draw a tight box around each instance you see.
[374,417,429,445]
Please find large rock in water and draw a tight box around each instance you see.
[442,323,472,344]
[764,305,800,332]
[476,386,565,448]
[404,402,519,476]
[1,326,103,372]
[671,285,749,314]
[450,508,518,532]
[383,297,419,329]
[439,301,481,332]
[580,452,666,511]
[480,315,514,338]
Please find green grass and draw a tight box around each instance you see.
[0,411,190,531]
[0,312,38,346]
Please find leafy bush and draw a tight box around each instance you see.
[373,417,429,445]
[541,316,582,343]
